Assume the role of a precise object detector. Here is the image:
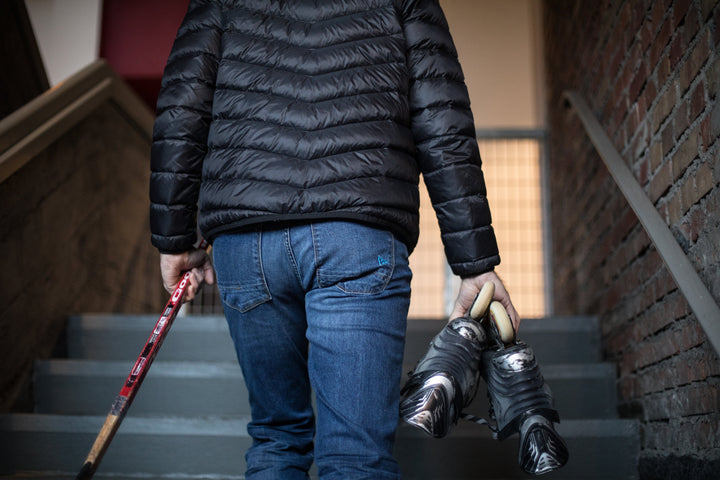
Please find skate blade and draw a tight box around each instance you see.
[518,421,569,475]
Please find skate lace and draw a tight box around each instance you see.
[460,412,499,440]
[457,387,501,439]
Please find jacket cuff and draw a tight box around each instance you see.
[449,254,501,278]
[151,233,197,255]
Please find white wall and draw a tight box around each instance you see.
[441,0,545,129]
[24,0,103,86]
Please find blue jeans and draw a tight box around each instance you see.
[212,221,412,479]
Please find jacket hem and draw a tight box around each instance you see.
[202,212,418,251]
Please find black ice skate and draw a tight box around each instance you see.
[399,283,497,437]
[479,305,569,475]
[400,282,569,476]
[399,316,486,437]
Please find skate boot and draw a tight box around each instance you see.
[399,283,496,437]
[480,303,569,475]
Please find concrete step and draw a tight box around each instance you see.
[1,311,636,479]
[67,315,602,365]
[33,360,248,417]
[466,362,619,420]
[396,418,640,479]
[0,414,639,479]
[404,316,602,365]
[34,360,617,420]
[0,477,244,480]
[66,314,237,363]
[0,414,250,477]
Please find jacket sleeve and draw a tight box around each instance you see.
[401,0,500,276]
[149,0,223,254]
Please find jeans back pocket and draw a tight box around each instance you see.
[312,222,396,295]
[213,233,272,313]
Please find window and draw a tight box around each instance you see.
[408,131,548,319]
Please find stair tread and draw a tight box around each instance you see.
[38,358,614,378]
[1,413,637,438]
[0,477,245,480]
[396,416,640,438]
[35,359,242,378]
[68,314,228,331]
[71,314,600,333]
[68,314,603,364]
[407,315,600,332]
[0,413,250,435]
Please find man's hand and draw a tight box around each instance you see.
[449,271,520,332]
[160,248,215,303]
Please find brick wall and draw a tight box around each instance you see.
[543,0,720,476]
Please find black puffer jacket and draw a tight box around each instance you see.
[150,0,499,276]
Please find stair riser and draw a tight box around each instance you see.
[0,417,638,479]
[68,316,601,364]
[403,317,602,365]
[34,361,616,419]
[66,317,238,363]
[0,431,250,476]
[34,373,250,417]
[466,375,617,421]
[396,423,639,479]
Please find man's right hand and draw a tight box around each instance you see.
[449,271,520,333]
[160,249,215,302]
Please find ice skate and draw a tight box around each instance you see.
[479,302,569,475]
[399,283,496,437]
[401,282,568,475]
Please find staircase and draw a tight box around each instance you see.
[0,314,640,479]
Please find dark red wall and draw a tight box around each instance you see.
[100,0,190,110]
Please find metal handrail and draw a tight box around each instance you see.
[564,90,720,356]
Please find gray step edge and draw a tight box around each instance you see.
[36,359,614,380]
[35,360,242,379]
[407,316,600,333]
[396,417,641,440]
[70,314,600,334]
[0,414,249,436]
[2,414,637,439]
[68,314,228,332]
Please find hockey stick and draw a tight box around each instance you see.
[76,246,209,480]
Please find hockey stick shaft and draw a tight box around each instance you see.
[76,253,204,479]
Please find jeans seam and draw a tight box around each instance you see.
[256,230,272,305]
[311,223,322,289]
[284,227,305,290]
